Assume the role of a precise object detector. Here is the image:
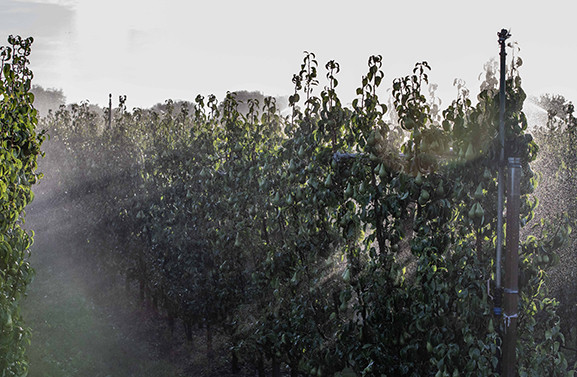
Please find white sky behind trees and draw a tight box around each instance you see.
[1,0,576,113]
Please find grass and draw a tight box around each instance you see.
[23,277,184,377]
[20,192,256,377]
[21,197,187,377]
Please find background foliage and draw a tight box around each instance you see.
[530,93,577,364]
[34,50,576,377]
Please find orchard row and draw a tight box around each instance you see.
[41,53,571,376]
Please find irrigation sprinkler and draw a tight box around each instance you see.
[493,28,522,377]
[494,27,511,376]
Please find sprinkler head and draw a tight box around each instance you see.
[498,29,511,44]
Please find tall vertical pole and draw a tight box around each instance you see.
[108,93,112,128]
[503,157,521,376]
[494,28,510,375]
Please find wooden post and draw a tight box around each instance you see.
[503,157,521,376]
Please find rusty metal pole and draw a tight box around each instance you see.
[503,157,521,377]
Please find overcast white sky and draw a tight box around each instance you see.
[1,0,576,112]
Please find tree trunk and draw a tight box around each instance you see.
[207,324,213,360]
[476,229,483,263]
[272,357,281,377]
[152,293,158,311]
[290,359,299,377]
[139,279,145,302]
[231,348,240,374]
[184,320,193,342]
[257,354,265,377]
[167,314,175,336]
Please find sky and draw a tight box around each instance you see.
[1,0,576,113]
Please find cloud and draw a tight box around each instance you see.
[0,0,74,37]
[10,0,75,8]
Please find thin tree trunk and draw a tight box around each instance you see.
[257,354,265,377]
[167,313,175,336]
[290,359,299,377]
[231,348,240,374]
[184,320,193,342]
[139,279,145,302]
[207,324,213,360]
[476,229,483,263]
[272,357,281,377]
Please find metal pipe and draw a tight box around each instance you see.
[496,28,510,294]
[495,28,511,376]
[503,157,521,377]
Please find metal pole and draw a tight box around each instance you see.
[108,93,112,128]
[495,28,510,375]
[503,157,521,377]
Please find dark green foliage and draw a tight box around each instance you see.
[531,93,577,368]
[0,35,45,376]
[41,51,572,376]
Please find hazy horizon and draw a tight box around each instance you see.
[2,0,576,111]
